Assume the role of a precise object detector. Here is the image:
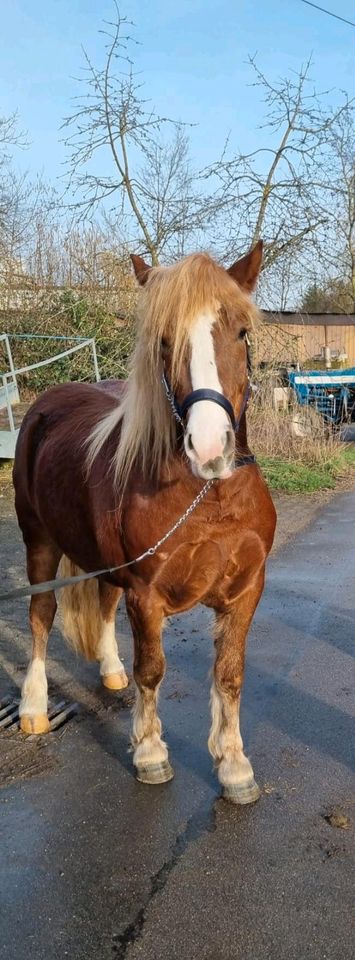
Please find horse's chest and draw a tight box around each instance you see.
[124,492,267,613]
[149,522,251,613]
[150,538,221,612]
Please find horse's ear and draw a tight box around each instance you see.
[130,254,152,286]
[227,240,263,292]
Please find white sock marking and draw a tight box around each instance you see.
[19,657,48,718]
[97,620,126,677]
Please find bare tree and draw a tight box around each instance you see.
[0,111,27,162]
[62,4,213,264]
[133,126,212,259]
[320,102,355,307]
[0,113,56,290]
[297,97,355,311]
[0,111,29,253]
[204,57,352,278]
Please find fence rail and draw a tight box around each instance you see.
[0,333,100,459]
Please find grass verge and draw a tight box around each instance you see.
[259,446,355,493]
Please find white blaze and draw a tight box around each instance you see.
[187,311,230,464]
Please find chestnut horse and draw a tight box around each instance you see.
[13,242,276,803]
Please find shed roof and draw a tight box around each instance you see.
[262,311,355,327]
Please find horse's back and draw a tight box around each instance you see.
[16,378,125,442]
[13,379,125,527]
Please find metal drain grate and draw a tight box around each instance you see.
[0,698,79,733]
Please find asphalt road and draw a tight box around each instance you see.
[0,492,354,960]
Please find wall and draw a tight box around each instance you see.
[254,322,355,368]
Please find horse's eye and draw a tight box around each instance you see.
[238,328,247,340]
[161,338,170,352]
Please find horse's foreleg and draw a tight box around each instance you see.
[98,582,128,690]
[208,570,265,804]
[20,543,61,735]
[125,588,173,785]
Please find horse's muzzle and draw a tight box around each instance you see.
[185,425,235,479]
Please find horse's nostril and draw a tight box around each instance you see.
[187,433,195,453]
[204,456,224,474]
[224,429,235,456]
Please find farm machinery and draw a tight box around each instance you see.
[287,368,355,425]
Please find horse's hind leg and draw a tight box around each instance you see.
[97,581,128,691]
[19,541,61,735]
[208,571,265,804]
[125,587,173,785]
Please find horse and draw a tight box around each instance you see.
[13,241,276,804]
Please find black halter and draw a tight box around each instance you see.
[163,328,250,424]
[161,335,255,469]
[162,374,240,430]
[162,333,253,434]
[162,371,252,436]
[162,332,255,468]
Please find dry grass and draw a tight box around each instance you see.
[249,322,343,469]
[248,375,342,466]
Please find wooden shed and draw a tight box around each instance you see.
[256,312,355,369]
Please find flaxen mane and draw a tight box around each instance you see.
[87,252,258,490]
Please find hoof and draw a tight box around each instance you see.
[222,778,261,805]
[101,671,128,691]
[20,714,50,735]
[135,760,174,785]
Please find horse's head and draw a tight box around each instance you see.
[131,242,262,482]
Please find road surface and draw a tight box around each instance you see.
[0,491,354,960]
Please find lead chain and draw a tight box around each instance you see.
[143,477,215,557]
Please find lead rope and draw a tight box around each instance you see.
[0,478,215,603]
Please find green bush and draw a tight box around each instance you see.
[1,289,136,394]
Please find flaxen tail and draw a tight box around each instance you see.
[57,556,104,661]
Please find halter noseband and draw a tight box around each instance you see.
[162,374,239,430]
[161,371,251,436]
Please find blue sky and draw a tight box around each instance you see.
[1,0,354,183]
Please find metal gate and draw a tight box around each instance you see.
[0,333,100,458]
